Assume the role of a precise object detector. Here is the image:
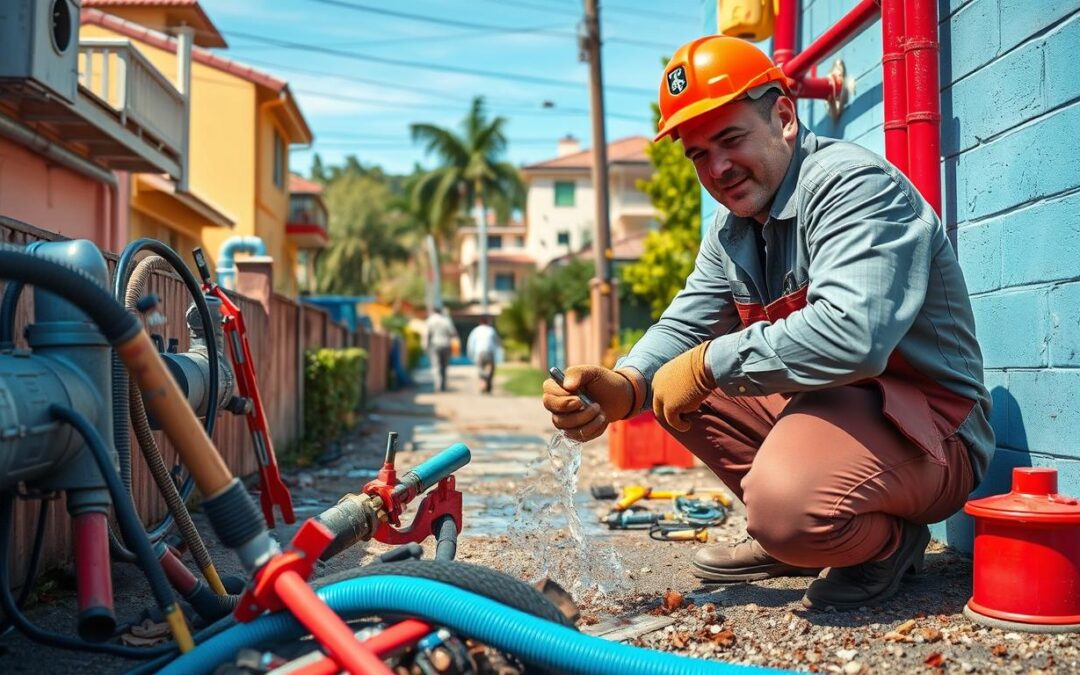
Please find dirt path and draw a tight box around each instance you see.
[1,364,1074,673]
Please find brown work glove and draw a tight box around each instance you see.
[652,342,715,432]
[542,365,645,442]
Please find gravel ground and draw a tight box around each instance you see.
[1,364,1075,673]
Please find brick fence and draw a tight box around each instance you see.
[0,216,390,582]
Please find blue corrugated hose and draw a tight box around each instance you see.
[158,576,783,675]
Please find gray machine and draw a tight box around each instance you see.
[0,0,81,104]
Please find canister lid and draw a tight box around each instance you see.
[964,468,1080,523]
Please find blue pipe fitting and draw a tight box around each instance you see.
[216,236,267,289]
[397,443,470,496]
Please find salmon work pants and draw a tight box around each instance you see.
[659,384,974,568]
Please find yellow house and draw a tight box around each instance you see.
[80,3,319,295]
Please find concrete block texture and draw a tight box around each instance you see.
[1000,191,1080,288]
[942,0,1001,83]
[1044,12,1080,109]
[1006,369,1080,454]
[1049,282,1080,366]
[970,288,1050,368]
[956,220,1001,295]
[941,39,1044,157]
[955,100,1080,220]
[998,0,1079,54]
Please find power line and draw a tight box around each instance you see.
[292,87,650,122]
[304,0,672,51]
[306,0,569,35]
[221,29,654,95]
[230,56,649,122]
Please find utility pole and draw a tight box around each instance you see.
[581,0,615,364]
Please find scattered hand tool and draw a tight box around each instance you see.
[591,483,733,511]
[194,247,294,528]
[649,524,709,542]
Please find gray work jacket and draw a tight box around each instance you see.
[619,126,994,483]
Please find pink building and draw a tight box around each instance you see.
[0,0,185,247]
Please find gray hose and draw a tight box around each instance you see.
[123,256,219,582]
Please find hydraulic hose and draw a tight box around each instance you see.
[112,238,221,544]
[0,245,265,552]
[50,405,194,653]
[159,576,769,675]
[315,560,574,628]
[124,255,225,595]
[0,493,234,661]
[0,281,22,349]
[433,514,457,561]
[0,499,49,636]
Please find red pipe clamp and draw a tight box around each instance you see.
[964,467,1080,632]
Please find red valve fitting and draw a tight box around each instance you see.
[235,519,393,674]
[964,467,1080,631]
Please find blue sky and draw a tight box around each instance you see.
[201,0,705,176]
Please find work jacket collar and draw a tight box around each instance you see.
[768,124,816,222]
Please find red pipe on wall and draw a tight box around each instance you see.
[882,0,909,173]
[774,0,843,100]
[904,0,942,215]
[781,0,882,81]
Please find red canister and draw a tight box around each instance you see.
[964,467,1080,632]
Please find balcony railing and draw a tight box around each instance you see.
[78,38,184,154]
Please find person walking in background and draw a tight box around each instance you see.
[467,317,500,394]
[424,307,458,392]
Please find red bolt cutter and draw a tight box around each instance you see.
[193,248,294,527]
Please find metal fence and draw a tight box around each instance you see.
[0,216,390,584]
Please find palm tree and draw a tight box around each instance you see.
[410,97,524,315]
[317,168,415,294]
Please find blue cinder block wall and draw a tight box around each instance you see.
[699,1,1080,551]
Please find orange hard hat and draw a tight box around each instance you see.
[655,36,792,142]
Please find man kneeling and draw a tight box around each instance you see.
[542,37,992,610]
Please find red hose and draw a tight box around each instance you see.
[74,511,115,641]
[274,570,394,675]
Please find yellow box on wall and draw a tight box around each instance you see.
[718,0,777,42]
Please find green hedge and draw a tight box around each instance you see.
[303,347,367,449]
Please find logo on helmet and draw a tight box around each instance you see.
[666,66,687,96]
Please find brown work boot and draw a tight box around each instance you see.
[801,521,930,610]
[692,536,822,583]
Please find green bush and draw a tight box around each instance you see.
[303,347,367,454]
[403,326,423,370]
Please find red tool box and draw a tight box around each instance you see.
[608,411,697,470]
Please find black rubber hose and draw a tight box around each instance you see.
[434,515,457,561]
[183,581,240,622]
[0,499,50,636]
[315,559,576,628]
[49,405,178,625]
[111,239,220,545]
[0,281,23,349]
[0,246,140,343]
[0,493,175,658]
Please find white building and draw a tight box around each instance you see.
[454,219,533,313]
[521,135,656,270]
